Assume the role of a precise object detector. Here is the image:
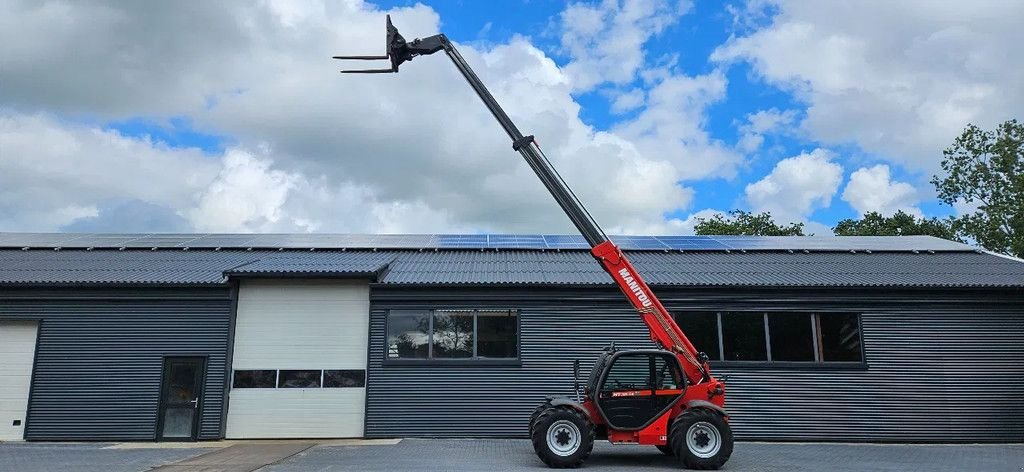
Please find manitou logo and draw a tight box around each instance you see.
[618,268,653,308]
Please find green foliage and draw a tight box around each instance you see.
[833,211,960,240]
[694,210,806,236]
[931,119,1023,257]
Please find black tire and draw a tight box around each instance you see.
[656,444,675,456]
[530,406,595,468]
[529,403,548,437]
[669,409,733,470]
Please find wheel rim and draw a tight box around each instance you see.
[686,421,722,459]
[546,419,582,457]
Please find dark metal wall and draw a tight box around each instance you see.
[366,286,1024,442]
[0,287,233,441]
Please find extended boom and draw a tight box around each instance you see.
[336,16,732,470]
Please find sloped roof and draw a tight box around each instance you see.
[378,250,1024,288]
[1,245,1022,289]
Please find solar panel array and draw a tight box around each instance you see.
[0,232,975,252]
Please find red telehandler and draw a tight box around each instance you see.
[335,16,733,470]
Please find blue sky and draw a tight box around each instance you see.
[2,1,1020,235]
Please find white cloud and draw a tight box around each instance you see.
[713,1,1024,171]
[0,113,217,231]
[0,1,721,235]
[666,208,726,235]
[609,88,646,114]
[188,149,471,234]
[745,148,843,224]
[803,221,834,237]
[560,0,693,92]
[737,108,798,153]
[615,70,741,180]
[188,150,297,232]
[841,164,921,217]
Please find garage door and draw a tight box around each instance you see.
[0,321,38,441]
[226,280,368,438]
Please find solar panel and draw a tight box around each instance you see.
[437,234,488,248]
[487,234,547,248]
[613,236,670,250]
[542,234,588,248]
[0,232,975,252]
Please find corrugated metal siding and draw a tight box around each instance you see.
[365,287,1024,442]
[0,288,232,441]
[365,303,653,438]
[720,309,1024,441]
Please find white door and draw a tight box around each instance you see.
[0,321,38,441]
[226,280,369,439]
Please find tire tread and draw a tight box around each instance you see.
[669,409,733,470]
[529,406,594,469]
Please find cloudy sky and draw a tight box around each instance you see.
[1,0,1021,236]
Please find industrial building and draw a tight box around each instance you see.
[0,232,1021,443]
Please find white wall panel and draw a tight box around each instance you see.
[0,321,38,441]
[226,389,364,438]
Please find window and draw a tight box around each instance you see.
[602,355,651,392]
[675,312,721,360]
[386,309,518,360]
[432,311,474,358]
[476,311,518,358]
[278,370,321,388]
[324,370,366,388]
[818,313,863,362]
[722,312,767,361]
[232,370,276,388]
[653,355,684,390]
[768,313,815,361]
[231,369,366,389]
[386,311,430,359]
[674,311,864,364]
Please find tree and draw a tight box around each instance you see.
[694,210,805,236]
[833,211,960,239]
[932,119,1023,257]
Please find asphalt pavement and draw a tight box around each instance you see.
[1,439,1021,472]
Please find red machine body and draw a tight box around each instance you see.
[584,240,726,445]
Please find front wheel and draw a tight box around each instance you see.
[530,406,594,468]
[669,409,733,470]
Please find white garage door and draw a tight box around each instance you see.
[226,280,368,439]
[0,321,38,441]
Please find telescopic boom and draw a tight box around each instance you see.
[335,16,713,387]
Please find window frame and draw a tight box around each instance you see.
[230,369,367,389]
[384,309,521,365]
[323,369,367,388]
[674,310,867,369]
[231,369,278,389]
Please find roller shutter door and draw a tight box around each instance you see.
[0,321,38,441]
[226,280,368,438]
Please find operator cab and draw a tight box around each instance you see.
[589,350,686,431]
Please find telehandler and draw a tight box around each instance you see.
[335,16,733,469]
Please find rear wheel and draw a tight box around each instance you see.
[656,444,675,456]
[529,404,547,437]
[669,409,733,470]
[530,406,594,468]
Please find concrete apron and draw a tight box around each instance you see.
[105,438,401,449]
[146,441,353,472]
